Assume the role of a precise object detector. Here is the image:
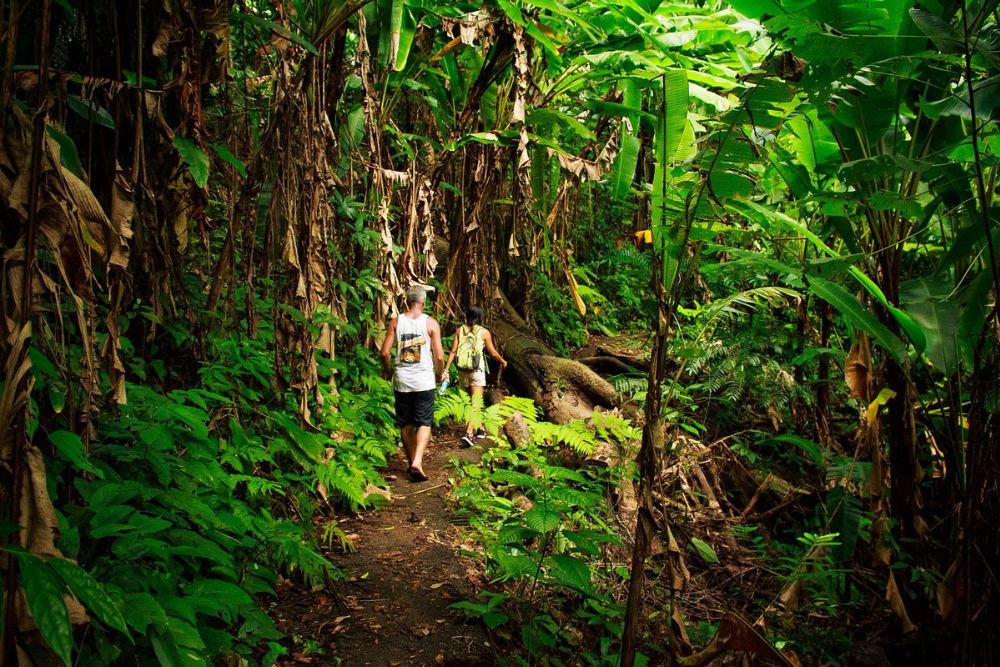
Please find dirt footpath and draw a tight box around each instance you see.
[271,425,494,666]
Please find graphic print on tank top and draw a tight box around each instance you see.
[398,332,426,364]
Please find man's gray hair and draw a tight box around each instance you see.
[405,285,427,307]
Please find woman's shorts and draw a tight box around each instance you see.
[458,368,487,389]
[394,389,435,427]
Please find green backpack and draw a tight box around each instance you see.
[455,325,485,372]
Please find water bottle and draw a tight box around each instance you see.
[438,377,450,395]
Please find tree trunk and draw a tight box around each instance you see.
[488,291,635,424]
[955,327,1000,665]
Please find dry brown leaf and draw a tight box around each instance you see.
[677,613,795,667]
[845,335,871,400]
[936,558,960,619]
[886,570,918,633]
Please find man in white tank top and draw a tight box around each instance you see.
[380,285,444,482]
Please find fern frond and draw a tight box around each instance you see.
[701,286,801,328]
[494,396,540,424]
[320,520,355,553]
[315,460,368,509]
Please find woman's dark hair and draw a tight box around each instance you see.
[465,305,484,326]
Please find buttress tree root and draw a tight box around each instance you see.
[488,290,639,424]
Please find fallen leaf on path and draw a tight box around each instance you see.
[412,625,432,637]
[430,582,445,589]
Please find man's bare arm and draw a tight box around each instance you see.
[428,319,445,378]
[380,318,397,376]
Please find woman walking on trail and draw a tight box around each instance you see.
[441,305,507,448]
[380,285,445,482]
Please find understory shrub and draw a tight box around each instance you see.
[23,325,397,665]
[436,391,645,666]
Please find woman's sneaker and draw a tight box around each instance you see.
[475,428,487,439]
[460,434,475,448]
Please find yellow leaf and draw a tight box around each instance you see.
[564,267,586,317]
[865,388,896,425]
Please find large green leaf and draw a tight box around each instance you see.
[49,430,104,478]
[621,77,642,133]
[709,170,755,200]
[210,143,247,178]
[585,100,656,124]
[173,137,210,189]
[47,558,130,638]
[900,277,965,374]
[531,145,548,209]
[524,506,561,534]
[47,127,85,179]
[185,579,252,618]
[787,111,841,173]
[957,270,994,369]
[808,277,907,361]
[649,70,692,292]
[150,624,187,667]
[726,0,784,17]
[610,133,641,200]
[660,70,689,164]
[689,537,720,564]
[123,592,169,634]
[15,553,73,666]
[525,0,602,38]
[769,433,824,467]
[527,109,595,140]
[826,486,864,562]
[67,95,115,130]
[391,2,417,71]
[548,554,594,593]
[493,550,541,579]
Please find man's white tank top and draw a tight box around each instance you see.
[394,314,435,392]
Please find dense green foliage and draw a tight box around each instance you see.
[1,0,998,664]
[22,300,399,664]
[440,394,640,665]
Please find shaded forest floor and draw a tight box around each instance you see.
[270,425,494,666]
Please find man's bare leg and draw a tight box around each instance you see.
[409,425,431,477]
[401,425,416,466]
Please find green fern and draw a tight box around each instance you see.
[264,523,339,588]
[532,421,598,456]
[316,460,369,510]
[320,520,356,553]
[611,374,648,400]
